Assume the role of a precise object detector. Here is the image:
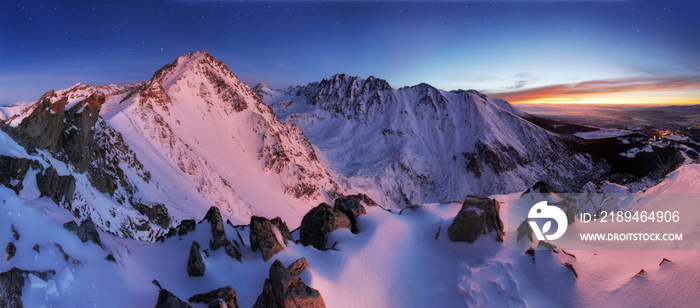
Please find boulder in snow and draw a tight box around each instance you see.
[188,286,238,308]
[447,195,504,243]
[333,194,367,233]
[250,216,285,262]
[187,241,205,277]
[253,259,326,308]
[155,288,192,308]
[300,203,351,250]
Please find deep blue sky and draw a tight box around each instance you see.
[1,0,699,105]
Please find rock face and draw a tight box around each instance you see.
[36,167,76,206]
[188,286,239,308]
[0,156,41,194]
[522,181,554,195]
[447,195,505,243]
[270,217,294,245]
[177,220,196,236]
[287,257,309,276]
[187,241,205,277]
[250,216,285,262]
[155,288,192,308]
[300,203,351,250]
[333,195,368,233]
[201,206,241,262]
[0,267,55,308]
[253,259,325,308]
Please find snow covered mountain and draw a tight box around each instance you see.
[259,74,598,207]
[0,51,342,241]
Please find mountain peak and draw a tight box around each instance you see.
[150,51,239,88]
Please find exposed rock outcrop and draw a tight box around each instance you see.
[300,203,351,250]
[63,218,101,246]
[0,156,41,194]
[253,259,325,308]
[187,241,205,277]
[201,206,241,262]
[6,242,16,261]
[0,267,55,308]
[188,286,238,308]
[36,167,76,206]
[250,216,285,262]
[333,195,368,233]
[447,195,504,243]
[155,288,192,308]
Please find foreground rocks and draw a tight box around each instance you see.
[187,241,205,277]
[202,207,241,262]
[333,195,368,233]
[250,216,290,262]
[155,288,192,308]
[188,286,238,308]
[300,203,351,250]
[253,259,325,308]
[0,267,55,308]
[447,195,505,243]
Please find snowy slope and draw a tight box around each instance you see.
[261,75,597,207]
[0,51,344,244]
[3,120,697,308]
[100,51,342,227]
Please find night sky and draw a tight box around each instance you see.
[1,0,699,105]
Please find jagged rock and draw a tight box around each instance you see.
[224,244,242,263]
[253,259,326,308]
[270,217,294,245]
[250,216,285,262]
[516,218,534,242]
[659,258,673,266]
[188,286,238,308]
[33,244,40,253]
[203,207,228,251]
[564,262,578,278]
[0,267,55,308]
[11,225,19,240]
[525,248,535,257]
[333,195,367,233]
[63,221,79,232]
[76,218,101,246]
[0,156,41,194]
[155,288,192,308]
[632,269,647,279]
[132,201,171,229]
[523,181,554,195]
[447,195,504,243]
[106,254,116,262]
[6,242,16,261]
[187,241,205,277]
[300,203,351,250]
[287,257,309,276]
[177,220,196,236]
[36,166,76,205]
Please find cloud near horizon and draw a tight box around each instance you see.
[486,77,700,104]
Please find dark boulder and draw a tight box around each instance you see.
[522,181,554,195]
[253,259,326,308]
[6,242,16,261]
[155,288,192,308]
[188,286,238,308]
[333,195,367,233]
[11,225,19,240]
[63,221,79,232]
[187,241,205,277]
[202,207,228,251]
[224,244,242,263]
[447,195,504,243]
[516,218,534,243]
[76,217,101,246]
[300,203,351,250]
[250,216,285,262]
